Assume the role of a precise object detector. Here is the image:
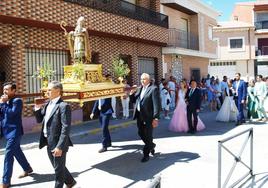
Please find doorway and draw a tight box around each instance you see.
[0,46,12,93]
[190,68,200,82]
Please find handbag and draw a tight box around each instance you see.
[166,99,170,105]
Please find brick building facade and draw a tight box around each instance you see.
[0,0,168,132]
[161,0,218,82]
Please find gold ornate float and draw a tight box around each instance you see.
[40,16,126,106]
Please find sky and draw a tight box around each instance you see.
[201,0,256,22]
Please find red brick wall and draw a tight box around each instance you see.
[0,0,167,44]
[0,24,163,116]
[137,0,160,12]
[0,0,165,117]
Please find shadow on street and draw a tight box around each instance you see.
[92,150,199,187]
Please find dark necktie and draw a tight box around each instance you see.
[189,89,194,96]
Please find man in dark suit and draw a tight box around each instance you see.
[232,73,247,125]
[185,80,202,134]
[34,81,76,188]
[130,73,160,162]
[90,98,113,153]
[0,82,33,188]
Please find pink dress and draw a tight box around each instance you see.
[169,90,205,132]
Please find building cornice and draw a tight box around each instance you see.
[210,58,253,62]
[254,4,268,11]
[162,47,217,59]
[214,27,254,32]
[255,30,268,35]
[160,0,220,18]
[0,14,167,47]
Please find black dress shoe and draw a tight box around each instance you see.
[187,130,195,134]
[150,149,155,155]
[141,156,149,163]
[98,147,107,153]
[66,180,77,188]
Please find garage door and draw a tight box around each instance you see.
[208,61,236,79]
[138,57,155,82]
[257,62,268,76]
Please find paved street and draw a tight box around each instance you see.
[0,108,268,188]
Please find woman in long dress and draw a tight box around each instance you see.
[216,80,238,122]
[247,79,258,119]
[264,77,268,113]
[169,80,205,132]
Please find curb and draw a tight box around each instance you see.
[0,120,136,155]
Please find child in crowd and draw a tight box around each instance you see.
[161,82,171,119]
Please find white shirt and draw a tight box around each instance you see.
[43,96,60,137]
[206,79,211,87]
[235,80,240,96]
[220,81,228,94]
[168,81,176,92]
[137,85,149,111]
[255,81,267,98]
[98,99,102,110]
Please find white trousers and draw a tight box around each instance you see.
[112,96,117,118]
[170,91,176,109]
[121,97,130,118]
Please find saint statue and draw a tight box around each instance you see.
[61,16,91,63]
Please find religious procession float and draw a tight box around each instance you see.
[36,16,128,106]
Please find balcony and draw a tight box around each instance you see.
[63,0,168,28]
[167,28,199,50]
[255,20,268,30]
[255,48,268,62]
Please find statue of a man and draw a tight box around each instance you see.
[62,16,91,63]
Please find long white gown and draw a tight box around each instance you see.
[216,89,238,122]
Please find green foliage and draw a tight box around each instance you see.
[32,59,56,80]
[72,61,85,80]
[112,57,130,78]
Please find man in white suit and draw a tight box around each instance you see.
[254,75,267,121]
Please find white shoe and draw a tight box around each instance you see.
[164,116,170,120]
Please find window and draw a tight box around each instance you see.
[256,12,268,22]
[25,48,69,94]
[138,57,155,83]
[180,18,189,48]
[228,37,245,51]
[121,0,136,13]
[208,25,213,40]
[230,39,242,48]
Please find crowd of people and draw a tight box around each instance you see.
[159,73,268,126]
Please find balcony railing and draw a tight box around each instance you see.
[255,20,268,30]
[63,0,168,28]
[167,28,199,50]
